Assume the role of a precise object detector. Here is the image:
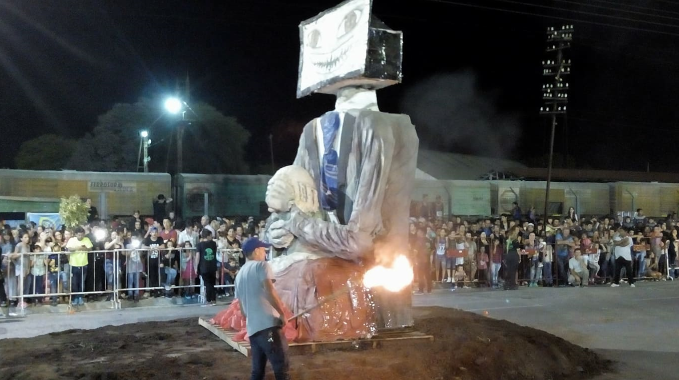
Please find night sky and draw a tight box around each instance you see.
[2,0,679,173]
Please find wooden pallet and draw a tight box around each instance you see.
[198,317,433,357]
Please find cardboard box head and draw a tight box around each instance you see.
[297,0,403,98]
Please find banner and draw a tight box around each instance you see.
[27,213,63,230]
[88,181,136,193]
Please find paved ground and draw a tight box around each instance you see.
[2,281,677,379]
[413,281,679,379]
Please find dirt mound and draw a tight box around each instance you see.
[0,307,610,380]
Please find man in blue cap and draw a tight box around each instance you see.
[235,237,289,380]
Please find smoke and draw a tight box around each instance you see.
[400,70,520,158]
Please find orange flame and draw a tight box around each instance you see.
[363,255,414,292]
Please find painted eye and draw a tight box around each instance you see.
[307,29,321,48]
[338,9,362,38]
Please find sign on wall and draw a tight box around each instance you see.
[88,181,137,193]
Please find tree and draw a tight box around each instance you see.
[67,97,250,173]
[181,102,250,174]
[59,195,89,228]
[15,134,77,170]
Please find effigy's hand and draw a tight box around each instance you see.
[265,178,293,213]
[269,219,295,248]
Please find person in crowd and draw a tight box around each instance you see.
[29,242,47,304]
[66,227,92,306]
[413,227,431,295]
[452,264,468,290]
[104,230,125,301]
[47,237,67,306]
[195,229,218,306]
[180,241,197,299]
[477,245,489,286]
[142,227,165,298]
[568,248,589,287]
[124,232,143,303]
[612,227,635,288]
[162,239,179,298]
[503,226,521,290]
[86,198,99,223]
[490,237,503,288]
[555,228,575,286]
[434,228,448,282]
[566,207,578,223]
[153,194,172,222]
[1,230,16,308]
[159,218,177,243]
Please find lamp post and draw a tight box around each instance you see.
[269,133,275,174]
[137,130,151,172]
[164,97,187,174]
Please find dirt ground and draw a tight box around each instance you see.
[0,307,611,380]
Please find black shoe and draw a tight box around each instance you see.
[51,300,58,307]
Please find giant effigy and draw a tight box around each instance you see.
[212,0,419,343]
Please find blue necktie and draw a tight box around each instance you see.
[320,111,340,211]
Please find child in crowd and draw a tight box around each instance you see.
[163,240,179,297]
[180,241,197,299]
[30,243,47,305]
[452,265,469,289]
[477,246,489,286]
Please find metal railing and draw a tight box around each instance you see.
[1,246,243,316]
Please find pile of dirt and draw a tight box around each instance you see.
[0,307,611,380]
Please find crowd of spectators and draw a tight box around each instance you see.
[409,196,678,294]
[0,203,267,316]
[3,191,678,317]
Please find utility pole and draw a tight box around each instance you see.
[137,130,150,172]
[540,25,573,231]
[269,134,275,174]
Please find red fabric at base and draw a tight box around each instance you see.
[210,299,298,343]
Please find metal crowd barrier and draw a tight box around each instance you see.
[2,246,244,316]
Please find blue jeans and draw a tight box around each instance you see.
[48,272,67,302]
[635,251,646,279]
[529,259,542,284]
[164,267,177,288]
[542,262,553,285]
[249,326,290,380]
[30,274,45,301]
[556,255,569,285]
[491,263,501,286]
[127,272,140,297]
[105,259,114,288]
[71,266,87,304]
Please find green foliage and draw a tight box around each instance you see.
[66,97,251,173]
[59,195,89,228]
[181,102,250,174]
[15,134,77,170]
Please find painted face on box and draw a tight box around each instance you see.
[299,0,370,92]
[297,0,403,98]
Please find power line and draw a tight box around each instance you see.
[584,0,679,17]
[489,0,679,29]
[586,0,679,17]
[552,0,679,22]
[423,0,679,38]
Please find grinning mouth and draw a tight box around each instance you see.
[310,45,351,73]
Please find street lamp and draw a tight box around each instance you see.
[164,97,182,115]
